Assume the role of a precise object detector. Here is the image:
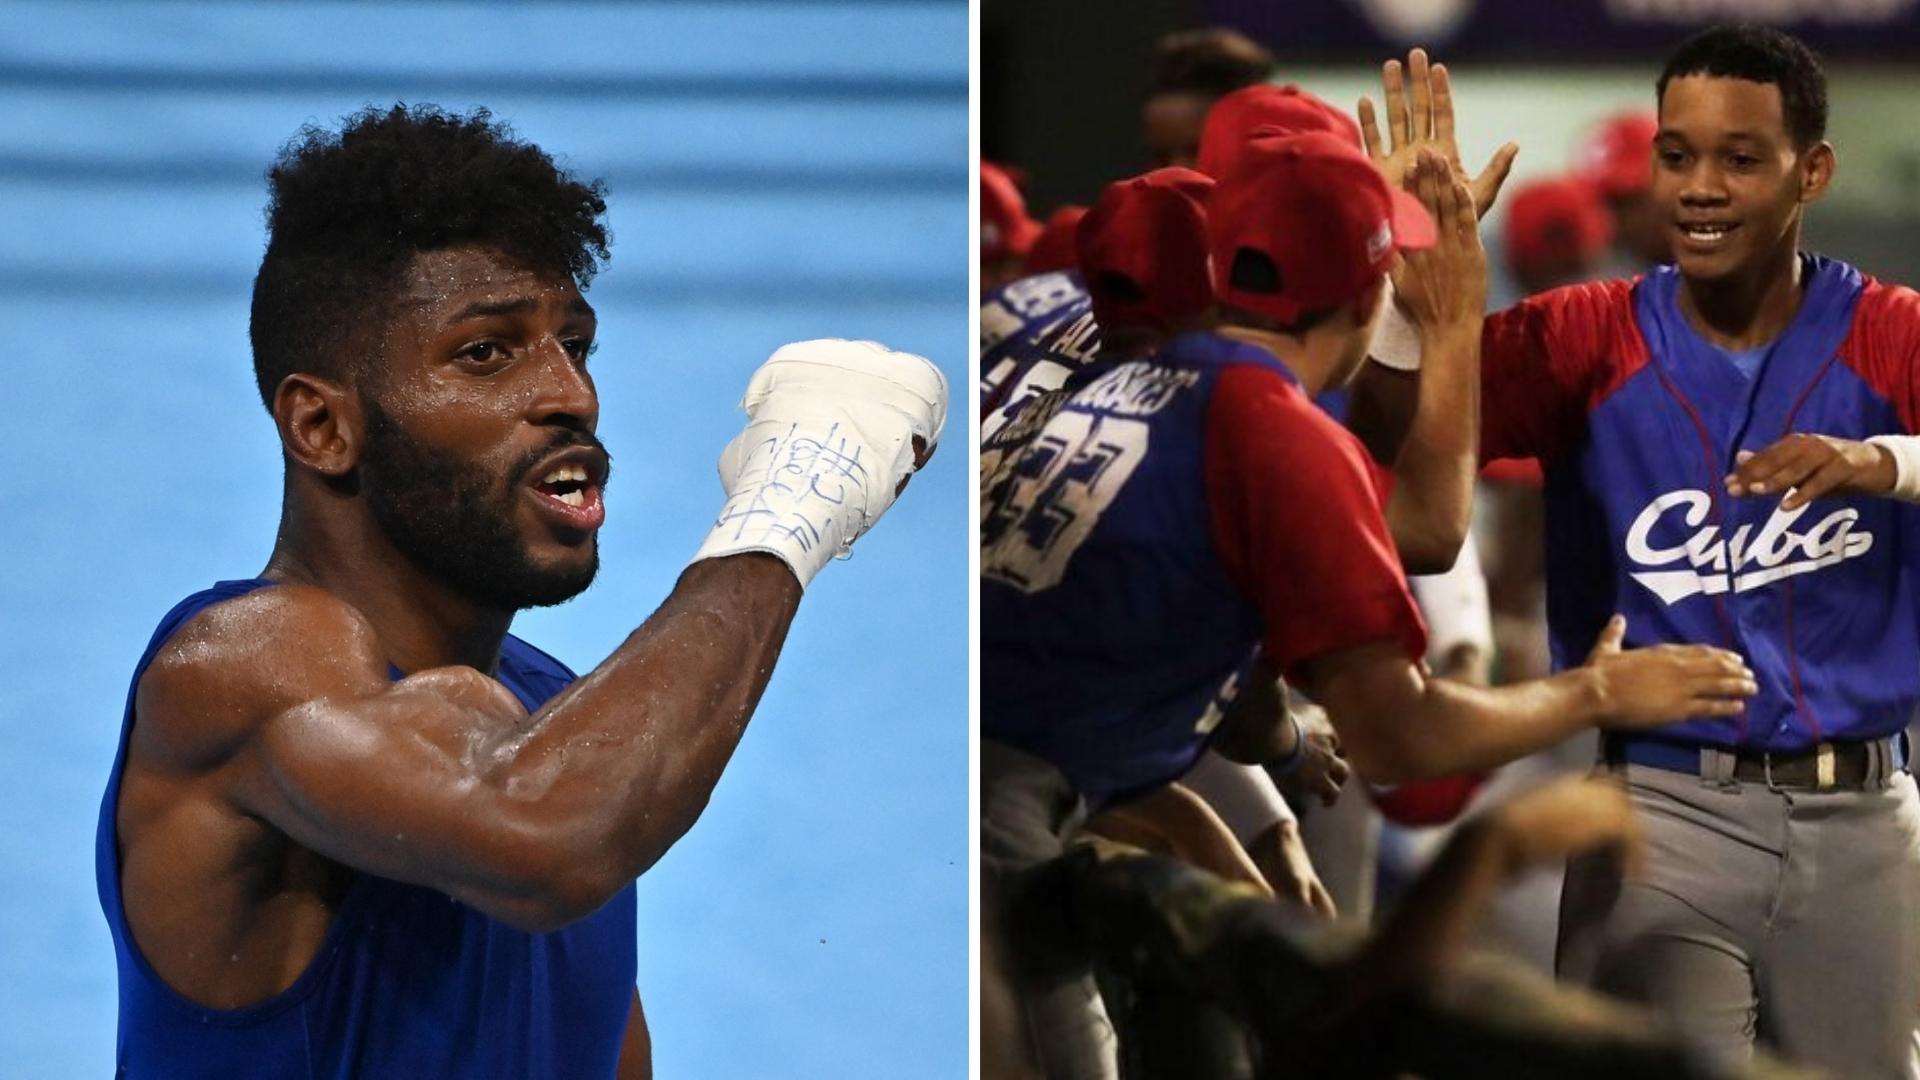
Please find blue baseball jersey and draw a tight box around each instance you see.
[1484,255,1920,750]
[98,578,637,1078]
[979,270,1099,415]
[982,332,1425,807]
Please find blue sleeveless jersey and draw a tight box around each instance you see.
[1492,256,1920,750]
[981,334,1298,807]
[97,579,637,1078]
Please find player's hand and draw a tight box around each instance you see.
[1580,614,1756,729]
[1389,148,1487,335]
[1249,819,1338,919]
[1270,706,1349,807]
[1358,48,1519,219]
[1725,433,1896,511]
[691,339,948,588]
[1482,776,1645,878]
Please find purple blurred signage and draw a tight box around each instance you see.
[1208,0,1920,58]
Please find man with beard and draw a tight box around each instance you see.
[95,106,944,1079]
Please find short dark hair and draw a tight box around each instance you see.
[1657,24,1827,147]
[1148,28,1277,100]
[249,104,611,409]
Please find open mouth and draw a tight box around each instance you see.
[1678,222,1738,247]
[525,454,607,533]
[534,463,592,507]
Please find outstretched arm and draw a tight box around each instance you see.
[1299,616,1755,785]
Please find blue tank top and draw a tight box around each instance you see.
[97,579,637,1078]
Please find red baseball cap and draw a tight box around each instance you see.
[1076,168,1215,331]
[1577,110,1658,199]
[1210,131,1434,326]
[1503,175,1612,276]
[982,161,1043,262]
[1196,83,1364,181]
[1022,205,1089,276]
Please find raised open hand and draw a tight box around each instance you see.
[1358,48,1518,219]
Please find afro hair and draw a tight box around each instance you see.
[248,104,611,409]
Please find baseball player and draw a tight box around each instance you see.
[981,167,1214,429]
[981,132,1754,1079]
[1366,27,1920,1076]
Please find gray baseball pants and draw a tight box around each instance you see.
[1557,752,1920,1079]
[982,739,1119,1080]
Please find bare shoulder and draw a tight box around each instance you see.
[132,583,390,774]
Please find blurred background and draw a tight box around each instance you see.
[0,1,965,1075]
[984,0,1920,295]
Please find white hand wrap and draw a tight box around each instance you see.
[691,339,949,588]
[1367,279,1424,372]
[1866,434,1920,502]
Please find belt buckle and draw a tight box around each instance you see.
[1766,744,1836,790]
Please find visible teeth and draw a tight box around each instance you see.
[556,490,584,507]
[540,463,590,484]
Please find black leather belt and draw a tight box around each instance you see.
[1604,734,1906,791]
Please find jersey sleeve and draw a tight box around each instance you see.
[1837,281,1920,434]
[1480,280,1635,463]
[1204,363,1428,682]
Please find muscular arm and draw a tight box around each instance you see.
[141,554,800,933]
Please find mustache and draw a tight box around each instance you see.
[513,429,614,489]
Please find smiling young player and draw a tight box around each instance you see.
[1365,26,1920,1075]
[95,106,944,1079]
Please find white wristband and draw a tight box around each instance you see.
[692,340,948,588]
[1367,279,1422,372]
[1866,434,1920,502]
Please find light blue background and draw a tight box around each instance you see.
[0,2,967,1075]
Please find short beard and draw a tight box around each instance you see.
[359,401,599,611]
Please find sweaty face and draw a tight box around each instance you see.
[1143,93,1212,169]
[1652,75,1819,283]
[358,247,611,611]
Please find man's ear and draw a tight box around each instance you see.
[273,373,364,477]
[1799,140,1835,206]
